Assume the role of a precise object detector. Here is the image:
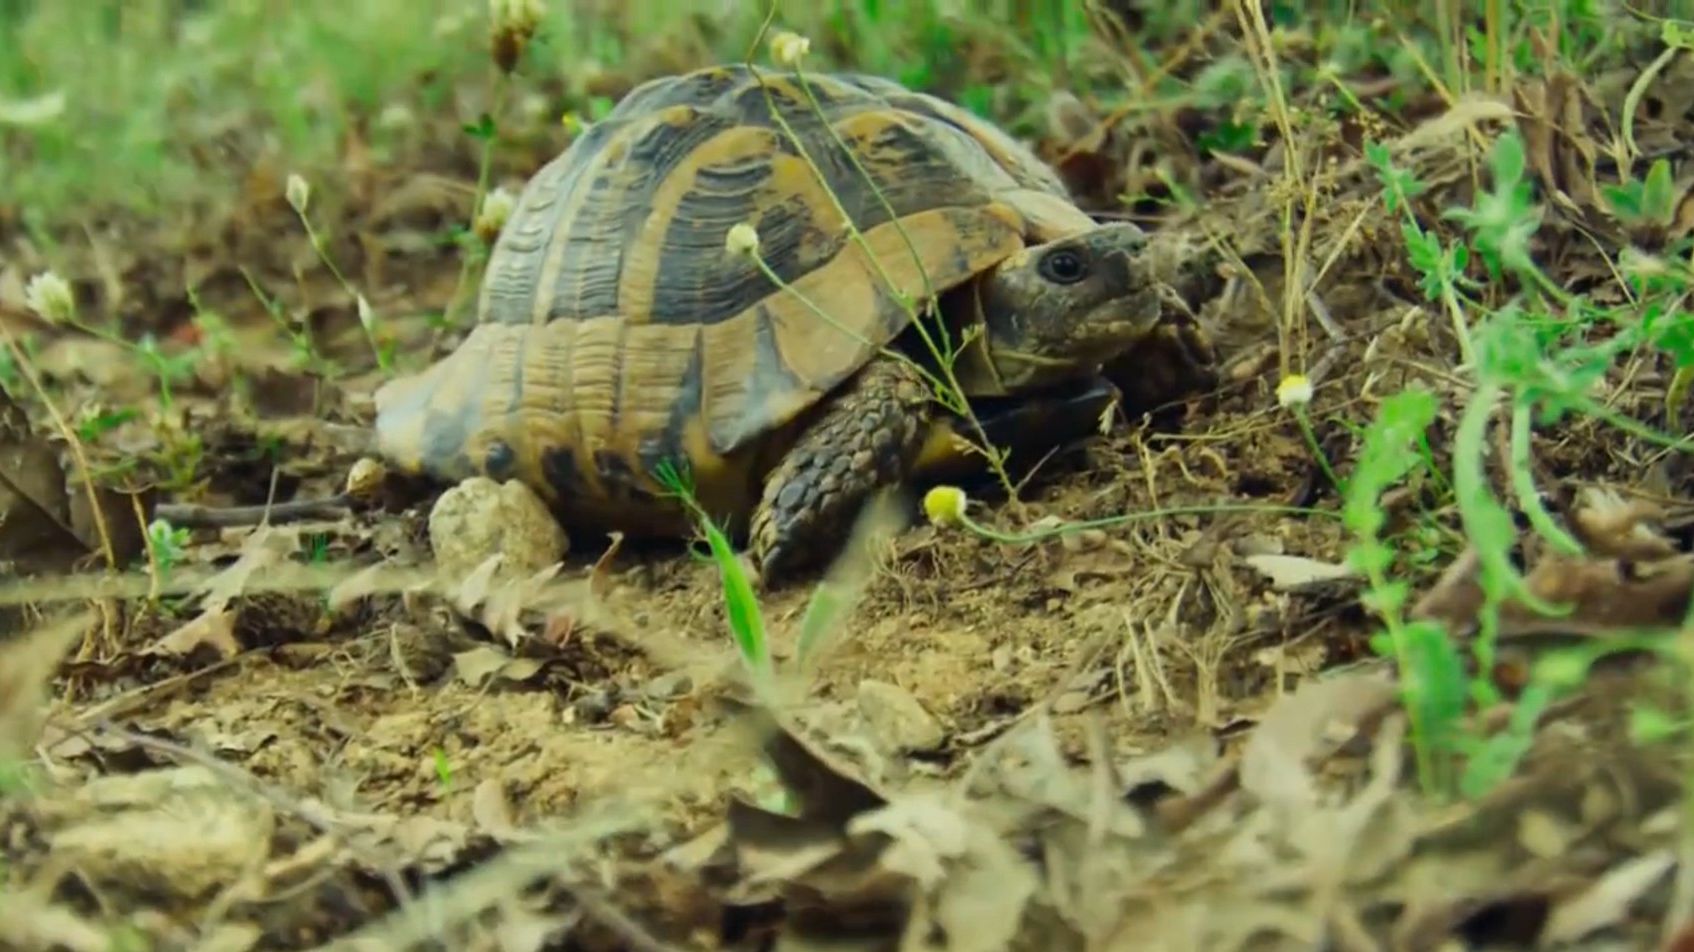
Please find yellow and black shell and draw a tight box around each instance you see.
[374,64,1102,534]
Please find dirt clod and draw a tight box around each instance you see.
[857,678,948,754]
[427,476,568,576]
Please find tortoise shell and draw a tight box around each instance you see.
[374,64,1101,532]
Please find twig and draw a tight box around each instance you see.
[154,494,354,528]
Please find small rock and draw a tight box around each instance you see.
[428,477,568,576]
[643,671,694,701]
[857,679,945,754]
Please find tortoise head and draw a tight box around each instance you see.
[965,222,1161,392]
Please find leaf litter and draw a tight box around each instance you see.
[4,11,1694,952]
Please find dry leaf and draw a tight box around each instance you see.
[0,611,87,759]
[472,778,526,842]
[1240,669,1399,813]
[144,608,242,660]
[1242,553,1361,591]
[0,381,150,570]
[1399,92,1516,150]
[0,382,87,572]
[450,645,543,688]
[199,526,299,612]
[1413,548,1694,638]
[1568,487,1676,561]
[1540,849,1676,945]
[849,793,1039,952]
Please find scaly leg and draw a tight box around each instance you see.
[748,353,933,585]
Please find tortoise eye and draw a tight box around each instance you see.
[1039,249,1089,284]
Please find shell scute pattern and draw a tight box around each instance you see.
[375,65,1059,525]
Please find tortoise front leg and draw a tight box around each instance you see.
[749,353,934,586]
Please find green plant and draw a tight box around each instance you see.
[653,461,772,687]
[1349,87,1694,797]
[283,174,394,373]
[145,517,191,595]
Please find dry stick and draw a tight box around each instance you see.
[1232,0,1319,382]
[154,494,354,528]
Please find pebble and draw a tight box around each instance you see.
[427,476,568,576]
[643,671,694,701]
[857,679,945,754]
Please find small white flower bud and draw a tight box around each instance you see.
[770,30,811,68]
[474,186,517,243]
[923,486,968,527]
[1276,374,1313,409]
[356,294,375,332]
[285,173,311,215]
[725,222,761,258]
[23,271,74,324]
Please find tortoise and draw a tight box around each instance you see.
[372,64,1180,583]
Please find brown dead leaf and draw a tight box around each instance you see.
[0,379,151,571]
[1540,848,1676,945]
[1117,731,1223,801]
[143,607,243,660]
[716,707,912,923]
[1513,69,1605,216]
[1568,487,1677,561]
[0,381,88,572]
[1398,93,1516,151]
[751,706,890,826]
[985,717,1146,837]
[200,525,299,612]
[472,778,526,842]
[447,553,583,647]
[450,645,544,688]
[0,610,87,760]
[388,815,475,874]
[725,797,884,900]
[850,793,1040,952]
[1252,639,1330,677]
[1413,548,1694,639]
[1239,669,1399,813]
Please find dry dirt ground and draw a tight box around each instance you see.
[6,17,1694,952]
